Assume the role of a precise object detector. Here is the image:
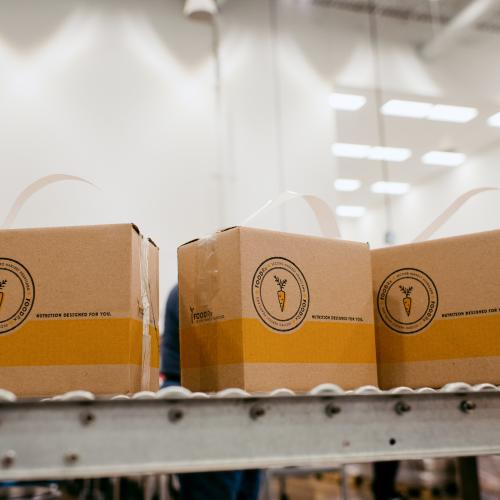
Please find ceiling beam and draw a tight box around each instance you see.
[420,0,498,60]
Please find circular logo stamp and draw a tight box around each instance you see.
[377,268,438,335]
[251,257,309,333]
[0,258,36,335]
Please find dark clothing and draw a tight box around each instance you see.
[372,461,401,500]
[179,471,262,500]
[161,285,261,500]
[161,285,180,383]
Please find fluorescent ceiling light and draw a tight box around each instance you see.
[422,151,466,167]
[331,143,370,159]
[381,99,478,123]
[329,92,366,111]
[487,112,500,127]
[331,143,411,162]
[381,99,433,118]
[427,104,478,123]
[368,146,411,162]
[371,181,410,195]
[334,178,362,192]
[336,205,366,218]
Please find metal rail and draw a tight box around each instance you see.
[1,391,499,481]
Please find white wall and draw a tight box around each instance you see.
[0,0,221,321]
[0,0,348,320]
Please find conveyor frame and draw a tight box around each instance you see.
[1,390,499,481]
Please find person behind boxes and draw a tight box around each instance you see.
[161,285,262,500]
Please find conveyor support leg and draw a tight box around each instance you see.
[458,456,481,500]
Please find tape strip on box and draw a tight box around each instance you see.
[413,187,499,242]
[140,236,151,391]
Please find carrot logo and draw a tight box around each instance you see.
[377,268,438,335]
[252,257,309,333]
[0,279,6,313]
[274,276,287,312]
[0,258,36,335]
[399,285,413,317]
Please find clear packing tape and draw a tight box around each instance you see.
[238,187,500,245]
[237,188,500,244]
[241,190,341,239]
[193,187,500,306]
[239,187,500,244]
[413,187,499,242]
[194,191,341,308]
[1,174,154,390]
[1,174,97,229]
[140,236,152,391]
[195,233,218,308]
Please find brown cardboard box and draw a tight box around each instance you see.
[372,229,500,389]
[178,226,377,393]
[0,224,159,397]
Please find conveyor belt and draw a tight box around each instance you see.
[1,383,500,480]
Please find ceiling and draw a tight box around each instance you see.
[304,0,500,208]
[313,0,500,33]
[332,88,500,208]
[193,0,500,211]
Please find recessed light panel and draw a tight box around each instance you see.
[427,104,478,123]
[329,93,367,111]
[487,112,500,127]
[381,99,478,123]
[331,143,371,159]
[368,146,412,162]
[331,143,412,163]
[371,181,410,195]
[381,99,433,118]
[334,178,362,192]
[422,151,466,167]
[336,205,366,217]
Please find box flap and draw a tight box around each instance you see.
[179,226,240,248]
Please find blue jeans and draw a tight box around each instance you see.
[162,380,262,500]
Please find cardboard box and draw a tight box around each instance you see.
[372,230,500,389]
[0,224,160,397]
[178,227,377,393]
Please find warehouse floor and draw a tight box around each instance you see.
[266,458,500,499]
[268,475,460,500]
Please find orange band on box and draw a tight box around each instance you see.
[377,314,500,363]
[0,319,159,367]
[181,318,376,368]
